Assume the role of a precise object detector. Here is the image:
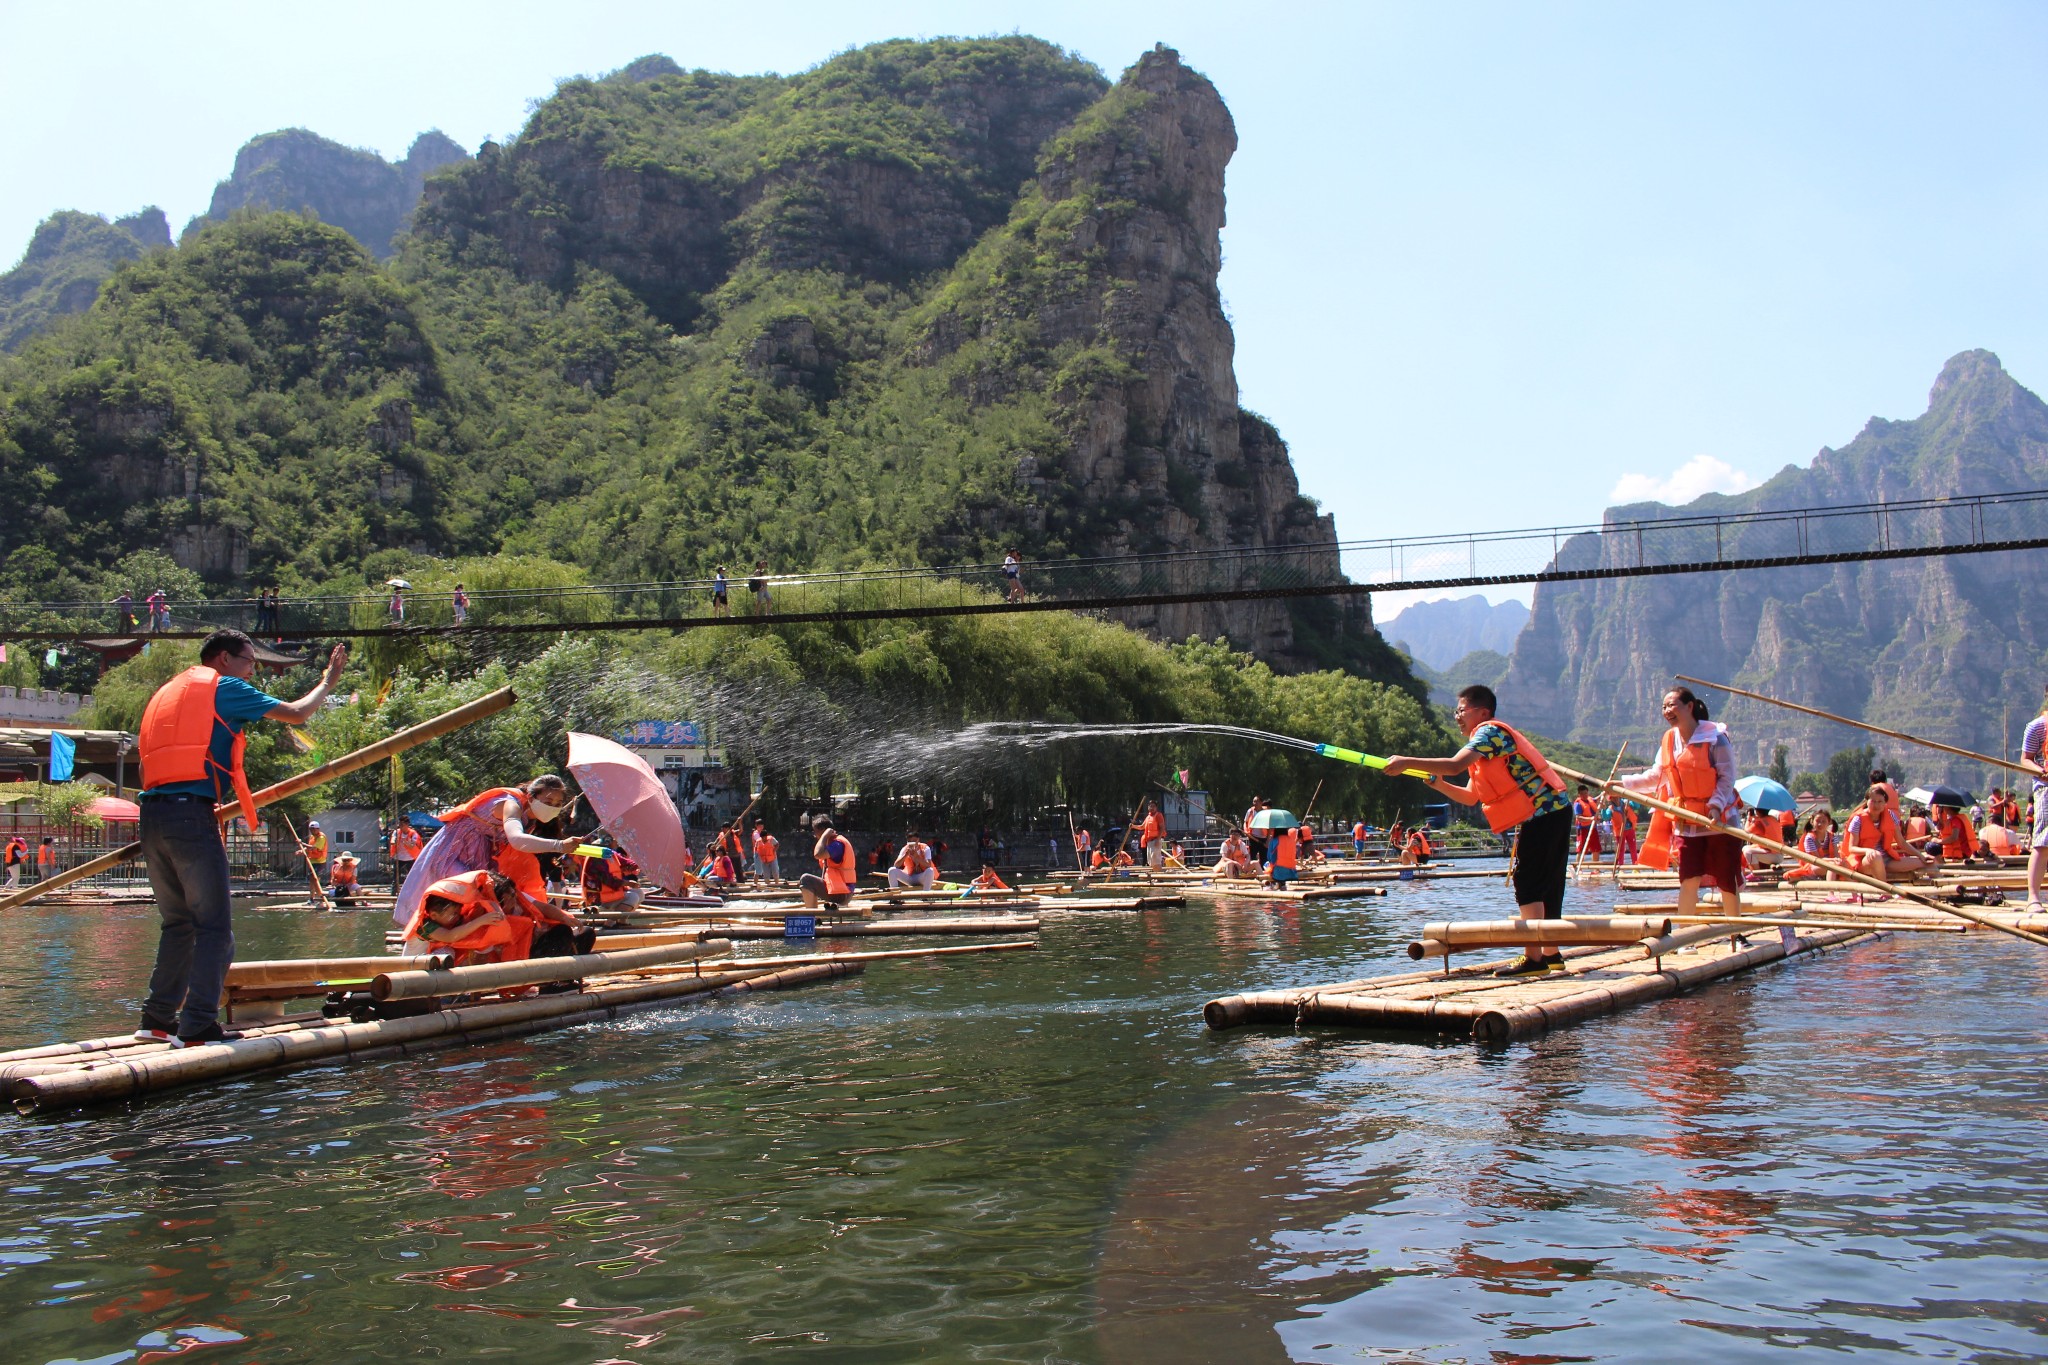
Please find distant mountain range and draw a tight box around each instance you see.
[1381,595,1530,671]
[1500,350,2048,786]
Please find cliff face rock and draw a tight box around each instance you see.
[1382,595,1532,670]
[1500,351,2048,781]
[0,208,169,351]
[185,129,470,258]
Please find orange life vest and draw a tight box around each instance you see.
[1352,822,1367,841]
[1658,726,1721,817]
[1463,721,1568,833]
[330,858,358,889]
[390,825,423,860]
[404,869,534,965]
[579,850,629,905]
[896,841,931,874]
[1407,829,1431,856]
[1847,807,1904,858]
[753,832,779,861]
[438,786,546,899]
[820,837,858,896]
[137,665,260,829]
[1273,828,1298,870]
[1937,810,1977,859]
[1904,814,1931,841]
[305,831,328,863]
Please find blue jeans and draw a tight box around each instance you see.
[139,796,234,1032]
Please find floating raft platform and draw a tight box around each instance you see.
[1205,918,1878,1044]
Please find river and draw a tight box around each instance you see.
[3,868,2045,1362]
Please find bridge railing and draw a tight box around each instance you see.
[5,487,2045,638]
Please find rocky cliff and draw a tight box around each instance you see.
[1382,595,1531,670]
[1500,351,2048,782]
[185,128,469,257]
[0,207,168,350]
[0,38,1399,680]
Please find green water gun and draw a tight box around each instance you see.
[1313,744,1432,779]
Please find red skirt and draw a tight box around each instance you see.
[1676,831,1745,891]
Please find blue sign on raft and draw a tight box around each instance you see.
[784,915,817,939]
[615,721,702,746]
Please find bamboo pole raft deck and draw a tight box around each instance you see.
[1204,915,1880,1044]
[5,938,1036,1114]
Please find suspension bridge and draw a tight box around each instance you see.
[4,487,2045,645]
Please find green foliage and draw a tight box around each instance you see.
[1768,744,1791,787]
[1824,744,1878,811]
[0,211,164,353]
[33,780,106,830]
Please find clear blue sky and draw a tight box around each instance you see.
[6,1,2045,611]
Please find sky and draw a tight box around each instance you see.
[5,1,2046,614]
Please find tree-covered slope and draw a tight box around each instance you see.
[0,37,1401,681]
[0,208,169,352]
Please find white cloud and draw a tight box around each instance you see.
[1609,455,1759,506]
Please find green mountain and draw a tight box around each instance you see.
[0,208,169,351]
[1501,350,2048,784]
[0,38,1398,680]
[183,128,470,258]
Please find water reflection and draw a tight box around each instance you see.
[0,879,2044,1361]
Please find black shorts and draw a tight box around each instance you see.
[1511,806,1573,917]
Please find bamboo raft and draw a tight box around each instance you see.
[1205,915,1880,1044]
[1189,882,1389,902]
[7,938,1036,1114]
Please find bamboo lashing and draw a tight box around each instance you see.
[1676,673,2032,777]
[1549,761,2048,947]
[371,937,733,1001]
[0,686,518,913]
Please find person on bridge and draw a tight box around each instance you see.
[134,629,347,1047]
[1002,551,1024,602]
[3,835,25,889]
[711,567,730,617]
[1385,684,1575,977]
[749,560,772,613]
[452,583,470,626]
[394,775,587,931]
[1620,686,1746,922]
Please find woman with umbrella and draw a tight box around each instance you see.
[392,774,586,934]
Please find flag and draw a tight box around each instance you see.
[1170,766,1191,791]
[44,649,58,669]
[48,733,75,782]
[0,645,8,664]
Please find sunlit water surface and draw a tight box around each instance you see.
[3,867,2045,1363]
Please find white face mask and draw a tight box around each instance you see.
[527,798,565,822]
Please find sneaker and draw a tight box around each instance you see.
[1494,955,1559,978]
[132,1025,175,1044]
[170,1024,245,1049]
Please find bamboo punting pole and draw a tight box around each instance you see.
[1551,761,2048,948]
[1661,913,1963,933]
[1676,673,2031,777]
[371,938,733,1001]
[278,813,330,910]
[0,685,518,913]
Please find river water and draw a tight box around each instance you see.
[3,868,2045,1363]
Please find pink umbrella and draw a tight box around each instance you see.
[565,731,693,894]
[85,795,141,822]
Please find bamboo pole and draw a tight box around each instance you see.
[371,938,733,1001]
[1573,741,1628,878]
[278,813,330,910]
[1676,673,2031,777]
[1661,913,1963,933]
[0,686,517,913]
[1549,761,2048,947]
[227,955,448,988]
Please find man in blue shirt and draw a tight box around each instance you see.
[136,630,346,1046]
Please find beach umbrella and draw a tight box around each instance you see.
[83,795,140,822]
[1246,807,1301,831]
[566,731,693,893]
[1904,784,1973,809]
[1734,776,1795,813]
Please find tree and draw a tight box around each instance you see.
[1823,744,1877,811]
[1768,744,1790,787]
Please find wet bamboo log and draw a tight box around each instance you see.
[370,938,733,1001]
[227,955,448,988]
[1470,926,1872,1044]
[12,967,782,1113]
[1421,916,1672,947]
[611,940,1038,980]
[1677,673,2031,777]
[1551,761,2048,948]
[1202,943,1625,1029]
[0,686,517,913]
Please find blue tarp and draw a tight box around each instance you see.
[47,733,75,783]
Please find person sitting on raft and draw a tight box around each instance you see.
[1902,802,1933,845]
[703,847,740,892]
[1618,686,1744,929]
[1842,784,1931,882]
[403,869,594,969]
[1928,801,2000,869]
[888,833,937,890]
[1740,807,1785,876]
[1782,810,1840,881]
[970,865,1012,893]
[578,845,645,911]
[1213,831,1251,878]
[329,852,360,904]
[394,775,586,933]
[1981,807,2021,858]
[1400,825,1432,866]
[800,824,860,909]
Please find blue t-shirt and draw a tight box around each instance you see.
[1467,721,1572,820]
[143,675,284,802]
